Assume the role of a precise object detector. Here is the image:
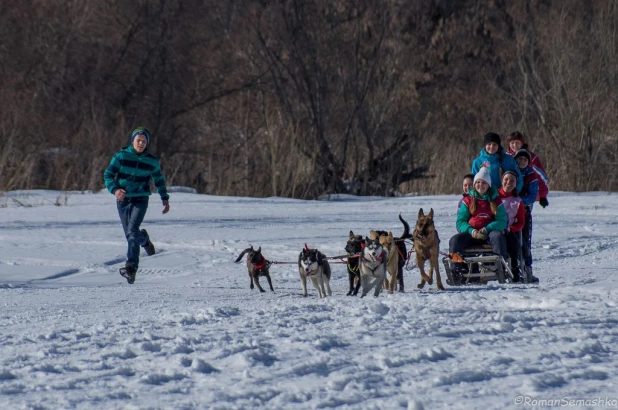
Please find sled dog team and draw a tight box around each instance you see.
[235,209,443,298]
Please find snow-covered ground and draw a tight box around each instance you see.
[1,189,617,410]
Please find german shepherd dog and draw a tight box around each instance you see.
[359,235,387,298]
[298,246,332,298]
[344,231,364,296]
[234,246,275,293]
[414,208,445,290]
[369,214,412,292]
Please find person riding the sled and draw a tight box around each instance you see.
[471,132,523,193]
[506,131,550,208]
[448,166,508,275]
[104,126,170,284]
[458,173,475,210]
[498,171,526,282]
[514,148,540,283]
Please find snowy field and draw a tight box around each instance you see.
[1,189,617,410]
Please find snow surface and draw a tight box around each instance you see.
[1,189,617,410]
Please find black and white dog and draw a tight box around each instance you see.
[298,245,332,298]
[345,231,364,296]
[359,235,387,298]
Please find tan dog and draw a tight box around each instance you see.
[414,208,444,290]
[377,232,400,294]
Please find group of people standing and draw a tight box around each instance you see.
[450,131,549,283]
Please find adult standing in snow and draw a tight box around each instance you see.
[471,132,523,193]
[104,126,170,283]
[506,131,550,208]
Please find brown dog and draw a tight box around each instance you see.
[378,231,400,294]
[414,208,444,290]
[234,246,274,293]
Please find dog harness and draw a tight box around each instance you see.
[361,250,385,275]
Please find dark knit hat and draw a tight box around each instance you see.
[514,149,531,162]
[131,126,151,145]
[483,132,501,146]
[502,170,519,181]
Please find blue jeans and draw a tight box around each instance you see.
[117,197,149,267]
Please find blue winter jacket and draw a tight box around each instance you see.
[471,147,523,192]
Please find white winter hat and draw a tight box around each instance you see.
[474,166,492,187]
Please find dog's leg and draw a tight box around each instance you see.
[360,275,373,298]
[374,272,385,297]
[299,270,308,297]
[417,261,427,289]
[324,275,332,296]
[417,256,433,285]
[353,275,361,296]
[347,271,354,296]
[432,256,445,291]
[311,276,323,298]
[265,272,275,292]
[254,275,266,293]
[249,271,255,290]
[397,266,404,292]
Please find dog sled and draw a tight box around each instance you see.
[442,246,513,285]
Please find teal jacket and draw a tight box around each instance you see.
[456,187,507,235]
[104,145,169,200]
[471,147,523,192]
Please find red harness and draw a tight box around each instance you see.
[248,255,267,270]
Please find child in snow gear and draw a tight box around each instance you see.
[514,149,540,283]
[498,171,526,282]
[471,132,523,193]
[104,126,170,284]
[449,166,508,277]
[506,131,550,208]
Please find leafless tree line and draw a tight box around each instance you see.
[1,0,617,198]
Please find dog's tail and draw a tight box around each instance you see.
[234,248,251,263]
[399,214,412,240]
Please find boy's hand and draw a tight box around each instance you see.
[539,197,549,208]
[162,199,170,214]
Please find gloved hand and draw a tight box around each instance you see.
[472,229,488,241]
[539,197,549,208]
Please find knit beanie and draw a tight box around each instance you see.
[474,166,492,187]
[483,132,501,146]
[131,126,151,145]
[514,149,531,162]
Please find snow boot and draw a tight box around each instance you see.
[120,262,137,284]
[141,229,155,256]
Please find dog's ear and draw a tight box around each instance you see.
[257,246,261,254]
[429,208,434,219]
[388,231,393,239]
[369,230,378,240]
[349,230,354,238]
[418,208,424,218]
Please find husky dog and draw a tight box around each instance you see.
[369,214,411,292]
[414,208,444,290]
[344,231,364,296]
[298,246,332,298]
[234,246,275,293]
[359,234,387,298]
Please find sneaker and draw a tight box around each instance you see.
[141,229,155,256]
